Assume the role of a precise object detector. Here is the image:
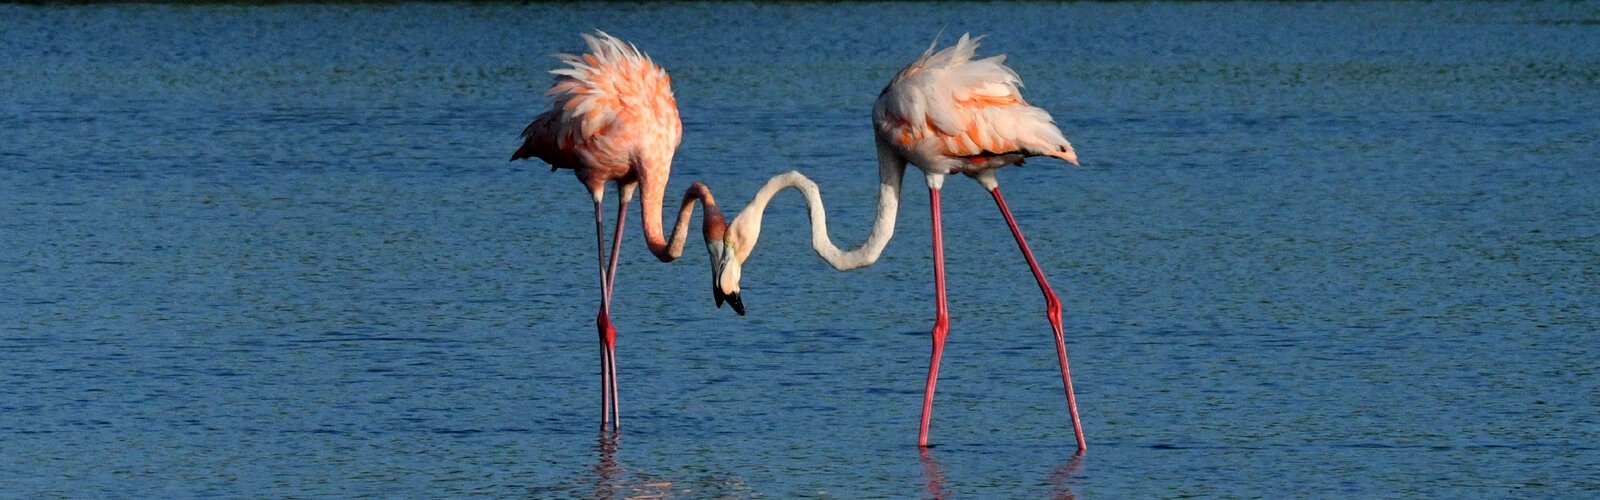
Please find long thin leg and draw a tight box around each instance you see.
[593,199,615,430]
[990,187,1086,454]
[603,195,629,428]
[918,187,950,448]
[603,194,628,305]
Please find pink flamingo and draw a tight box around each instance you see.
[512,31,738,431]
[710,34,1086,451]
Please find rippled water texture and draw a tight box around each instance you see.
[3,2,1598,496]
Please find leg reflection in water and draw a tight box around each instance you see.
[592,431,624,499]
[917,446,1084,498]
[918,447,949,500]
[589,431,679,499]
[1044,453,1085,500]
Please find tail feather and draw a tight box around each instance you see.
[510,134,542,164]
[510,114,545,162]
[510,113,561,170]
[1045,144,1079,166]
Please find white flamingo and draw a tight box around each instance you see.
[710,34,1086,451]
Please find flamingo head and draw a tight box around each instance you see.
[709,202,762,317]
[707,238,743,316]
[702,206,744,316]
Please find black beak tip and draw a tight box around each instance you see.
[714,287,745,316]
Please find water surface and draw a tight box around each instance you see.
[3,2,1598,496]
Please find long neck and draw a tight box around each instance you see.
[730,143,906,271]
[642,179,725,263]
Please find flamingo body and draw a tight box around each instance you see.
[716,34,1087,452]
[513,32,681,196]
[874,35,1077,180]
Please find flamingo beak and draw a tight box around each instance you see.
[709,239,744,316]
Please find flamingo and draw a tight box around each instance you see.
[710,34,1086,451]
[511,31,739,431]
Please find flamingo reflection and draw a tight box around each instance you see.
[918,447,950,500]
[917,447,1084,498]
[590,431,678,499]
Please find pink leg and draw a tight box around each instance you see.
[597,317,615,429]
[918,187,950,448]
[603,196,628,304]
[603,196,628,428]
[990,187,1086,454]
[593,200,614,430]
[593,194,629,431]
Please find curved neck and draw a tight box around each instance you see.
[729,143,906,271]
[642,180,725,263]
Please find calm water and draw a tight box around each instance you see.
[4,2,1599,497]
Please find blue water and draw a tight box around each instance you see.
[4,2,1599,497]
